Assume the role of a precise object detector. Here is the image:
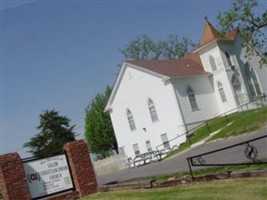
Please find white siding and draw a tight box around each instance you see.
[232,35,267,96]
[108,32,267,160]
[172,75,219,129]
[109,65,186,159]
[198,41,247,114]
[213,71,239,112]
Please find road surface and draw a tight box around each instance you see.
[97,127,267,185]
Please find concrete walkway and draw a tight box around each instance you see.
[165,123,233,160]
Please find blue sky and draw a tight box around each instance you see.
[0,0,265,158]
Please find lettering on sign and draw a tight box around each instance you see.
[23,154,73,199]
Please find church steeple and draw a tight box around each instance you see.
[199,16,221,47]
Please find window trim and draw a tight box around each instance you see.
[127,109,136,131]
[231,75,241,91]
[161,133,170,149]
[132,143,140,156]
[217,81,227,103]
[187,86,199,111]
[148,98,159,122]
[224,51,234,67]
[145,140,153,152]
[209,55,217,71]
[245,62,262,97]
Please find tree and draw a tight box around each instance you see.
[85,86,118,160]
[119,34,197,60]
[217,0,267,65]
[24,110,76,157]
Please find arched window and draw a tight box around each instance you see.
[232,75,241,91]
[217,81,227,102]
[231,75,244,105]
[148,99,158,122]
[127,109,136,131]
[209,55,217,71]
[225,51,233,67]
[245,63,262,97]
[187,86,198,110]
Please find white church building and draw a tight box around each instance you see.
[105,18,267,159]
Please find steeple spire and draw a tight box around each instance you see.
[200,16,220,46]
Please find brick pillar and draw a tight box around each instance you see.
[0,153,31,200]
[64,140,97,197]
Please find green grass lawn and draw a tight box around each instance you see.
[208,107,267,141]
[82,108,267,199]
[165,107,267,159]
[82,178,267,200]
[117,162,267,184]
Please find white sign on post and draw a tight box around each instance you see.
[23,154,74,199]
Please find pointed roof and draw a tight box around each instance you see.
[126,52,208,77]
[199,16,238,47]
[200,16,221,46]
[105,53,209,112]
[105,18,238,112]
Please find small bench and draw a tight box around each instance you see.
[127,146,179,168]
[133,152,154,167]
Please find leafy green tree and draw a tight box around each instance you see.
[217,0,267,65]
[119,34,197,60]
[85,86,118,160]
[24,110,76,157]
[162,35,197,59]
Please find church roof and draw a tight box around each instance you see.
[126,18,237,77]
[200,17,238,47]
[126,52,208,77]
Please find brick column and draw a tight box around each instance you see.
[64,140,97,197]
[0,153,31,200]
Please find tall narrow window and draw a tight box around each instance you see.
[225,51,233,67]
[145,140,152,152]
[245,63,262,97]
[232,75,244,105]
[209,55,217,71]
[251,69,262,96]
[127,109,136,131]
[161,133,170,149]
[218,82,227,102]
[232,75,241,91]
[133,143,140,156]
[148,99,158,122]
[187,86,198,110]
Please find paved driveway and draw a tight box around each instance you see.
[97,127,267,185]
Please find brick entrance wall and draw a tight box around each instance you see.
[0,140,97,200]
[64,140,98,196]
[0,153,31,200]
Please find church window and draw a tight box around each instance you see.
[148,99,159,122]
[217,81,227,102]
[231,74,245,105]
[161,133,170,149]
[244,63,262,97]
[225,51,234,67]
[209,55,217,71]
[187,86,198,110]
[133,143,140,155]
[145,140,152,152]
[127,109,136,131]
[232,75,241,91]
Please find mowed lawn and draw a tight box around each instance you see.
[82,178,267,200]
[165,107,267,159]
